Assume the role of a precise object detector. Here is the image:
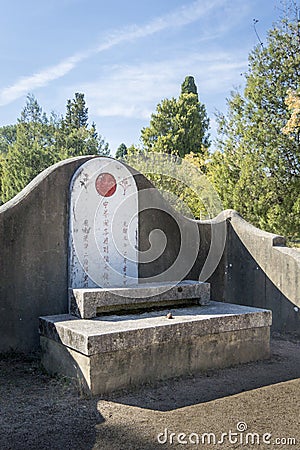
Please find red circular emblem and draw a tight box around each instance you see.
[95,173,117,197]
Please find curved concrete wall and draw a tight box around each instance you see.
[0,157,299,353]
[225,211,300,335]
[0,156,95,352]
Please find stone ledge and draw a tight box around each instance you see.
[40,326,271,395]
[39,301,272,356]
[70,280,210,318]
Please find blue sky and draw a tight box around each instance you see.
[0,0,286,154]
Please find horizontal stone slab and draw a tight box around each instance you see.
[41,326,271,395]
[70,280,210,319]
[40,301,272,357]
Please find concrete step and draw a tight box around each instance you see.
[39,301,272,395]
[70,280,210,319]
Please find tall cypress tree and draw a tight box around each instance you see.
[181,75,198,95]
[141,76,210,157]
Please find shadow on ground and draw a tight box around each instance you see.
[0,353,103,450]
[102,334,300,411]
[0,335,299,450]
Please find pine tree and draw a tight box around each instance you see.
[0,93,110,202]
[63,93,88,130]
[59,93,109,157]
[1,95,58,201]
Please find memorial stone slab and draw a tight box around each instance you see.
[69,157,138,290]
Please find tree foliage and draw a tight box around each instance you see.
[181,75,198,95]
[123,146,220,220]
[0,93,109,203]
[208,11,300,238]
[115,143,128,159]
[0,125,17,154]
[141,76,210,157]
[282,88,300,139]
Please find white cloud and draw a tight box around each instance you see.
[76,52,247,121]
[0,54,85,106]
[0,0,228,106]
[95,0,226,50]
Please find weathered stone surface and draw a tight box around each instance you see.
[69,158,139,290]
[226,211,300,334]
[70,280,210,318]
[0,156,94,353]
[40,301,272,356]
[40,324,271,395]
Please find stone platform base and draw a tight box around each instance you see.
[39,302,272,396]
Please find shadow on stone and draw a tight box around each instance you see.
[226,225,300,334]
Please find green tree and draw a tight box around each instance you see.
[58,93,109,158]
[115,143,128,159]
[141,76,210,157]
[1,95,58,202]
[0,125,17,154]
[1,93,110,202]
[123,148,219,220]
[209,9,300,238]
[282,88,300,139]
[181,75,198,95]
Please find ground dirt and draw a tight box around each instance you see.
[0,334,299,450]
